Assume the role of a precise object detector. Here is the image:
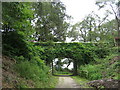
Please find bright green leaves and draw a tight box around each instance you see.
[36,42,111,67]
[2,2,34,32]
[37,42,96,65]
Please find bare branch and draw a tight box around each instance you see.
[98,15,108,27]
[110,4,118,20]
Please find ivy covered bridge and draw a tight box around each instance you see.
[35,42,110,76]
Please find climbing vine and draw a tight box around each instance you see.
[35,42,110,66]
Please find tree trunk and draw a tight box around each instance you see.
[89,20,92,42]
[116,17,120,46]
[52,60,54,75]
[73,60,77,75]
[116,17,120,36]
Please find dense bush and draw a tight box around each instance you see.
[78,53,119,80]
[78,64,102,80]
[2,31,30,58]
[93,43,111,58]
[77,43,119,80]
[111,47,120,54]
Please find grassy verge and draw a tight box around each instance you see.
[33,76,59,88]
[50,76,59,88]
[71,76,92,88]
[54,71,73,75]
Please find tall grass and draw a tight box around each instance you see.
[14,56,58,88]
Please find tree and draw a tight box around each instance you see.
[33,2,70,42]
[68,12,99,42]
[2,2,34,38]
[2,2,34,58]
[98,19,117,43]
[68,10,117,43]
[96,0,120,45]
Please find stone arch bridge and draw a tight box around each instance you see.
[34,42,108,75]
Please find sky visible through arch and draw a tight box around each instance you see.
[53,58,73,70]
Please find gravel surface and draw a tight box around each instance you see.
[56,77,81,88]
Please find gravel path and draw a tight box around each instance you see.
[56,77,81,88]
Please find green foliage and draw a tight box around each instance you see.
[14,60,49,82]
[15,80,29,88]
[54,71,72,75]
[14,56,25,62]
[26,42,45,60]
[93,43,111,58]
[79,64,102,80]
[37,42,96,65]
[111,47,120,54]
[2,31,30,58]
[72,76,91,88]
[78,52,119,80]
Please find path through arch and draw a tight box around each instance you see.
[55,76,81,88]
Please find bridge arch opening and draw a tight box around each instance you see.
[51,57,78,76]
[52,58,74,76]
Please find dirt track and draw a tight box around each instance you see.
[56,77,80,88]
